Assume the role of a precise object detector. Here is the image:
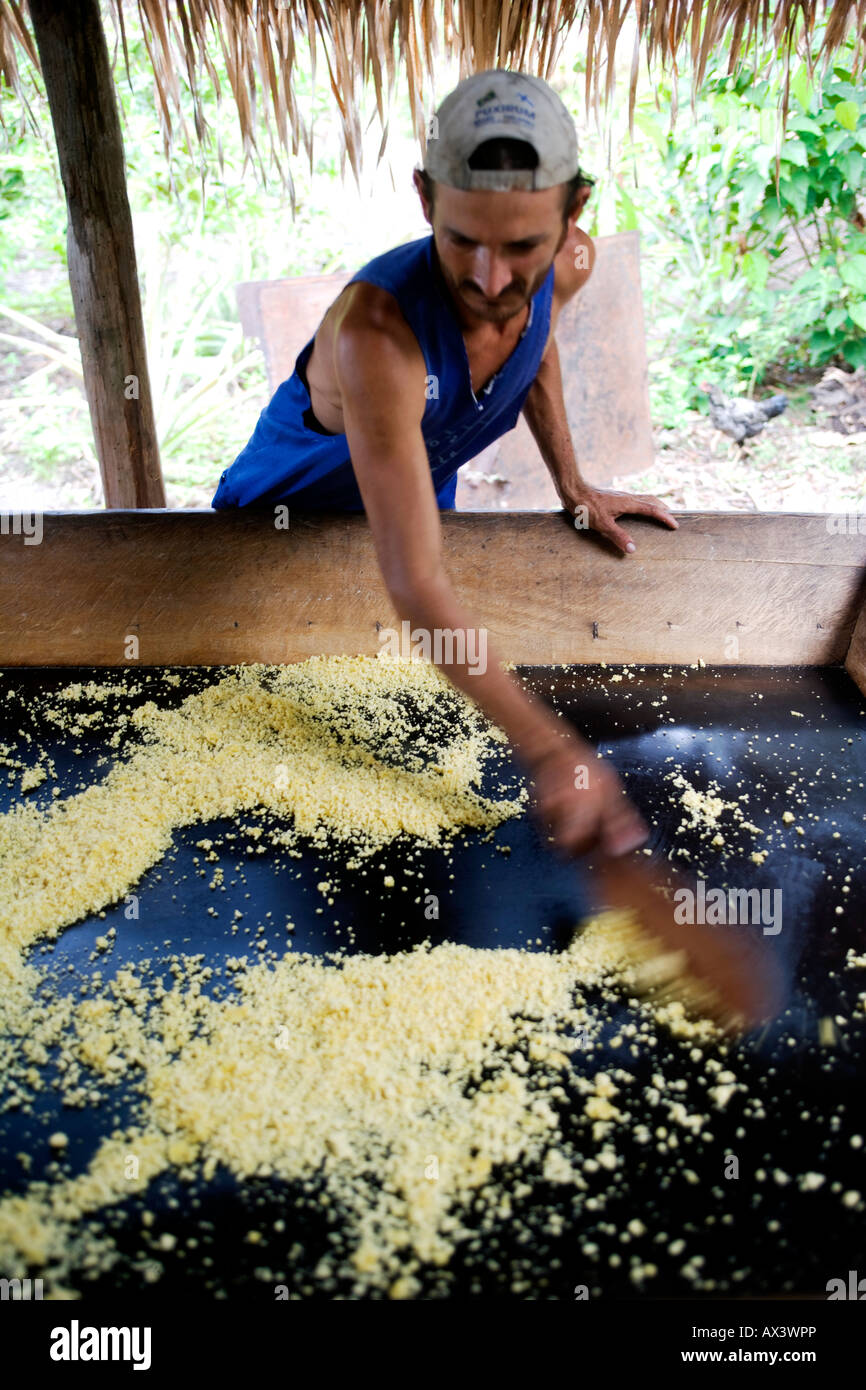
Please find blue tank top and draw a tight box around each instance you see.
[211,233,554,511]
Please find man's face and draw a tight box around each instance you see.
[414,176,569,326]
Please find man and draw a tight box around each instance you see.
[213,69,678,857]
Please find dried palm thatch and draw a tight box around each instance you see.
[1,0,865,191]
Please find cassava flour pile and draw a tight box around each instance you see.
[0,916,721,1298]
[0,654,524,954]
[0,656,726,1298]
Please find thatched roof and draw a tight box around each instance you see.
[1,1,865,186]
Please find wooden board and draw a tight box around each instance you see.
[845,595,866,695]
[1,511,864,667]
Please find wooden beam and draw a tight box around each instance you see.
[1,511,865,668]
[28,0,165,508]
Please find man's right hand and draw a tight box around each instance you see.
[526,735,648,858]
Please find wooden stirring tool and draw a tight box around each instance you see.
[584,851,786,1033]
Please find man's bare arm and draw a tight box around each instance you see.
[335,286,565,762]
[332,284,647,857]
[522,334,588,511]
[523,223,678,554]
[520,221,596,505]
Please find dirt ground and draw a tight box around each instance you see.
[616,399,866,514]
[459,384,866,514]
[1,353,865,514]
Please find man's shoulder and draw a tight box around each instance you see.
[553,224,596,306]
[330,281,427,408]
[338,279,411,331]
[317,235,434,396]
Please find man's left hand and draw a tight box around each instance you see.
[567,485,679,555]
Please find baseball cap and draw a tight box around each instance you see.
[424,69,579,192]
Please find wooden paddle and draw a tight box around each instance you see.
[585,850,786,1033]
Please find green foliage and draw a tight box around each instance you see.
[1,5,863,471]
[0,159,25,218]
[0,222,264,478]
[0,143,70,316]
[133,216,264,459]
[0,18,338,485]
[575,36,866,425]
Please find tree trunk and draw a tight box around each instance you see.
[28,0,165,507]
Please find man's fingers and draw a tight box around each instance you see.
[602,522,635,555]
[542,793,597,851]
[632,496,679,528]
[543,809,596,858]
[534,786,600,856]
[554,820,597,857]
[602,802,649,857]
[645,505,679,530]
[556,799,645,858]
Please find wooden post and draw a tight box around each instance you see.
[27,0,165,508]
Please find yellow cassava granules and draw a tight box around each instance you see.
[0,913,723,1296]
[0,656,729,1298]
[0,654,523,956]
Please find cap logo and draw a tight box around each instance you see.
[472,100,536,130]
[476,90,497,107]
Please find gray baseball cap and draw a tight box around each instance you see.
[424,69,579,192]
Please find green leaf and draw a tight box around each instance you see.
[781,138,809,166]
[848,301,866,330]
[825,128,853,155]
[738,169,768,212]
[839,192,859,223]
[779,176,807,218]
[758,108,777,145]
[790,66,814,111]
[843,338,866,368]
[809,329,837,352]
[835,101,861,132]
[761,202,784,236]
[787,115,823,137]
[752,143,775,182]
[839,257,866,292]
[841,150,864,189]
[741,250,770,289]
